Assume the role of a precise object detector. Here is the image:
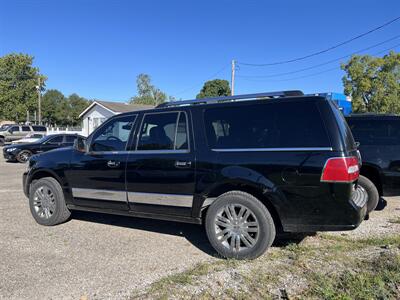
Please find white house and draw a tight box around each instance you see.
[79,100,153,136]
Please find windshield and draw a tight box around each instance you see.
[0,124,12,131]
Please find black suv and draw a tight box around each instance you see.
[346,114,400,196]
[23,91,369,259]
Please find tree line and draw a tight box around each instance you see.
[1,51,399,126]
[0,53,89,126]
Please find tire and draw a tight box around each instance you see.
[205,191,276,260]
[0,137,4,146]
[16,150,32,163]
[29,177,71,226]
[358,175,379,213]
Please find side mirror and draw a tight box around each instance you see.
[73,138,87,153]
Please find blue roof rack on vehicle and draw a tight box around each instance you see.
[156,90,304,108]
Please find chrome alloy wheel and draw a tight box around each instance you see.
[33,186,56,219]
[20,151,31,162]
[214,204,260,252]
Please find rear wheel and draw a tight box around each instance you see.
[17,150,32,163]
[29,177,71,226]
[0,137,4,146]
[358,175,379,213]
[205,191,276,260]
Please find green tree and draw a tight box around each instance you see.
[42,89,65,125]
[0,53,46,121]
[129,73,166,106]
[67,93,90,126]
[196,79,231,99]
[342,51,400,113]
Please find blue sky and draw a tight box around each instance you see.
[1,0,399,102]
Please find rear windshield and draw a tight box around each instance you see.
[204,101,330,149]
[346,118,400,146]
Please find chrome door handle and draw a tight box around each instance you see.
[107,160,120,168]
[175,161,192,168]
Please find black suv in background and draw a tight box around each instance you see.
[346,114,400,196]
[23,91,369,259]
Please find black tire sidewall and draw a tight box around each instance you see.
[0,138,4,146]
[205,191,276,259]
[29,178,67,226]
[358,175,379,213]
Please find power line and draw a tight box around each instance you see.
[238,16,400,66]
[239,44,400,82]
[174,64,230,96]
[237,35,400,78]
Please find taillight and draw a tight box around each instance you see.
[321,156,359,183]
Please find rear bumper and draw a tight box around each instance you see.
[283,184,368,233]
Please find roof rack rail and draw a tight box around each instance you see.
[156,90,304,108]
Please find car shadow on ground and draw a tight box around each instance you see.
[71,211,307,257]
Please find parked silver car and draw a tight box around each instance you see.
[0,125,47,146]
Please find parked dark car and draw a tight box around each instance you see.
[3,134,83,163]
[23,91,370,259]
[346,114,400,197]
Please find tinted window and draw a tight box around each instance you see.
[347,119,400,146]
[9,126,19,133]
[65,135,77,144]
[46,136,63,145]
[32,126,47,132]
[22,126,31,132]
[204,101,330,149]
[90,115,136,152]
[137,112,188,151]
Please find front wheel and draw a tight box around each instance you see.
[29,177,71,226]
[17,150,32,163]
[205,191,276,260]
[0,137,4,146]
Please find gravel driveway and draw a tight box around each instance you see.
[0,148,399,299]
[0,149,215,299]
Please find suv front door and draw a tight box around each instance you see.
[126,111,196,216]
[67,114,137,210]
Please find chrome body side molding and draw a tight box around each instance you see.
[128,192,193,208]
[71,188,127,202]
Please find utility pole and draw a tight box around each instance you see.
[231,59,235,96]
[37,77,42,125]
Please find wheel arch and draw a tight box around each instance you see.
[27,169,65,196]
[200,182,284,232]
[360,163,383,195]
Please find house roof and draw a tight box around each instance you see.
[79,100,154,118]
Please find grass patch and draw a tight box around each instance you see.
[305,252,400,299]
[389,217,400,224]
[133,234,400,299]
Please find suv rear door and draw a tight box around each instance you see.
[125,110,195,216]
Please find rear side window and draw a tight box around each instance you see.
[32,126,47,132]
[347,119,400,146]
[65,135,77,144]
[137,112,189,151]
[22,126,31,132]
[204,101,330,149]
